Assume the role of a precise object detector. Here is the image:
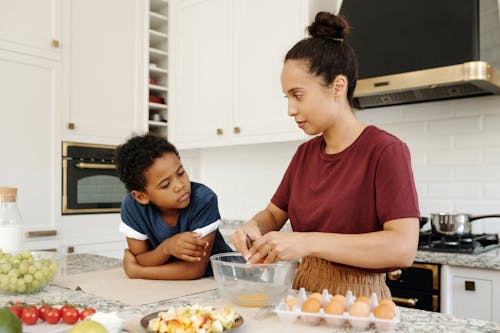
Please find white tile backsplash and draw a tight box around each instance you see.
[184,95,500,234]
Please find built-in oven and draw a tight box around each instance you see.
[62,142,127,214]
[386,262,440,312]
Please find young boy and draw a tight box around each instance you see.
[115,134,232,279]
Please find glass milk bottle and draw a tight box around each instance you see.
[0,187,23,253]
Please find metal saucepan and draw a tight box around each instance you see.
[430,213,500,236]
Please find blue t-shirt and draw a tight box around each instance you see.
[119,182,231,276]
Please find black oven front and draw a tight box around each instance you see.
[62,142,127,214]
[386,262,441,312]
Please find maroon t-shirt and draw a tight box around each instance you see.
[271,126,420,270]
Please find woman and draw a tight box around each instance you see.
[231,12,420,298]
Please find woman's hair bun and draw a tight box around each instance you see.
[307,12,350,40]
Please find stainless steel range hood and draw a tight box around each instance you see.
[353,61,500,109]
[339,0,500,109]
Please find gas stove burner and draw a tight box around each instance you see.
[418,231,500,254]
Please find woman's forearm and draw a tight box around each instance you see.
[306,218,419,268]
[252,204,288,235]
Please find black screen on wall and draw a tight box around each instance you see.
[338,0,480,79]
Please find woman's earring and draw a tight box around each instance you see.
[333,94,339,102]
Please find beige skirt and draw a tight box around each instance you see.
[292,256,391,299]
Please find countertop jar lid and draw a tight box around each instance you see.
[0,187,17,202]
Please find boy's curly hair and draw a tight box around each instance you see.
[115,134,180,192]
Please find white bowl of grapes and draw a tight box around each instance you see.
[0,249,60,294]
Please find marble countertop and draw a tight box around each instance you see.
[415,248,500,270]
[1,254,499,333]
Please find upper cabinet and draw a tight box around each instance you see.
[168,0,336,149]
[147,0,169,137]
[0,0,62,61]
[61,0,148,145]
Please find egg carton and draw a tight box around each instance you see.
[273,288,401,333]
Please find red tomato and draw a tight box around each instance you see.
[38,304,51,321]
[21,307,40,325]
[60,304,71,314]
[45,308,61,324]
[79,308,96,320]
[8,306,21,318]
[62,307,79,325]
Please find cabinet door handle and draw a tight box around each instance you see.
[216,128,223,135]
[233,126,241,134]
[52,39,60,48]
[76,162,116,170]
[68,122,75,130]
[465,280,476,291]
[392,296,418,307]
[25,230,58,238]
[387,269,402,280]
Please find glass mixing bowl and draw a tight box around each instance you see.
[210,252,299,307]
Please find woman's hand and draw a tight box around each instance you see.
[163,231,209,262]
[231,220,262,261]
[247,231,308,264]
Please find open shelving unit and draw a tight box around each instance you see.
[148,0,168,136]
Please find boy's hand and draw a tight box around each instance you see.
[123,248,139,278]
[164,231,209,262]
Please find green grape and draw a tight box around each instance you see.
[19,262,29,274]
[1,263,11,274]
[24,273,33,284]
[28,265,37,274]
[7,269,19,278]
[34,270,45,281]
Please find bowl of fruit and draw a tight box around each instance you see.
[0,249,60,294]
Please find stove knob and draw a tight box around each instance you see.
[387,269,402,281]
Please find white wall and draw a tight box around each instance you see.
[183,95,500,235]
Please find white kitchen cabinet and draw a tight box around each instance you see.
[441,265,500,322]
[168,0,232,147]
[61,0,148,146]
[0,0,62,61]
[0,49,61,249]
[168,0,335,148]
[61,214,126,259]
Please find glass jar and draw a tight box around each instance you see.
[0,187,23,253]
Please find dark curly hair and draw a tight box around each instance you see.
[285,12,358,107]
[115,134,180,192]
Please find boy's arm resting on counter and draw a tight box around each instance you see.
[127,230,209,266]
[123,232,216,280]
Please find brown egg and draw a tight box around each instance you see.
[374,303,396,319]
[324,300,345,315]
[355,295,370,304]
[331,294,346,303]
[301,298,322,313]
[349,301,370,317]
[308,292,322,301]
[379,298,396,309]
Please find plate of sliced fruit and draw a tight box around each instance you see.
[140,304,243,332]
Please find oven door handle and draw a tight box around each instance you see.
[75,162,116,170]
[392,296,418,307]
